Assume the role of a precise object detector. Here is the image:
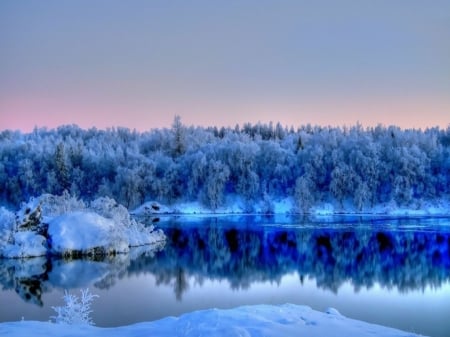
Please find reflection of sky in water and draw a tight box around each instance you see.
[114,273,449,337]
[1,218,449,337]
[2,273,449,337]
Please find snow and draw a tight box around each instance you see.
[1,231,47,258]
[0,304,425,337]
[0,206,15,234]
[132,197,296,216]
[132,196,450,217]
[0,195,166,259]
[48,212,129,254]
[311,203,335,216]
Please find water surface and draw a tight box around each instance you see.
[1,215,449,337]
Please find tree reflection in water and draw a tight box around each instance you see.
[1,216,449,304]
[145,218,450,298]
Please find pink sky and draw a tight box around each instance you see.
[1,94,448,132]
[1,2,449,133]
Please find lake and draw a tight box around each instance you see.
[1,215,449,337]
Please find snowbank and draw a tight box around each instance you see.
[133,196,450,217]
[132,197,295,216]
[0,304,425,337]
[0,195,165,259]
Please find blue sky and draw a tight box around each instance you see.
[1,0,449,131]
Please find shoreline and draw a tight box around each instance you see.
[0,303,428,337]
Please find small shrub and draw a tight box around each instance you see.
[51,288,98,325]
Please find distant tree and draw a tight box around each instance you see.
[54,143,70,193]
[172,115,186,156]
[203,160,230,210]
[353,180,370,211]
[330,164,357,207]
[295,175,315,213]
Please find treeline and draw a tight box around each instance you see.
[1,118,449,210]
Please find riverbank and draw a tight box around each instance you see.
[132,196,450,217]
[0,304,427,337]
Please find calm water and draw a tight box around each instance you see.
[1,215,449,337]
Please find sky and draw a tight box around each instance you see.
[0,0,449,132]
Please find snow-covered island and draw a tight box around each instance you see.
[0,193,166,259]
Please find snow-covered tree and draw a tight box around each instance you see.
[52,289,98,325]
[203,160,230,210]
[295,175,315,213]
[54,143,70,193]
[0,122,448,211]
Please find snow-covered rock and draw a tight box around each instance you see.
[131,201,172,216]
[0,304,426,337]
[15,198,43,231]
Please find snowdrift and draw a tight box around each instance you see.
[0,304,425,337]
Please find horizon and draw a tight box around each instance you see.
[1,118,449,135]
[1,1,449,132]
[1,107,450,133]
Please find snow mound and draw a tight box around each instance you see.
[48,212,129,255]
[0,304,425,337]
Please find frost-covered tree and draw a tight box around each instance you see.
[330,164,358,207]
[54,143,70,193]
[295,175,315,213]
[203,160,230,210]
[52,289,98,325]
[172,115,186,156]
[0,122,448,211]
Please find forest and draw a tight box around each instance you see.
[1,118,449,212]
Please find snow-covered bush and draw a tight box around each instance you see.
[89,196,164,247]
[0,207,15,249]
[51,289,98,325]
[39,191,86,217]
[89,197,132,227]
[2,231,47,258]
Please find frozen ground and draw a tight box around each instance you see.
[0,304,425,337]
